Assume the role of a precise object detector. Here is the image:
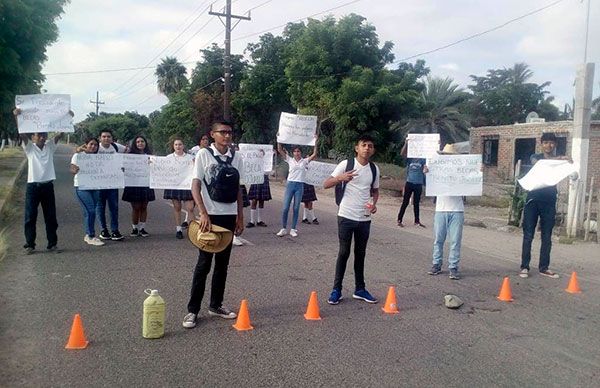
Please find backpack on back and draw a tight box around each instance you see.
[203,148,240,203]
[334,158,377,205]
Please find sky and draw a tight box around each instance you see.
[41,0,600,123]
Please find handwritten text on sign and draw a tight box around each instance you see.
[149,156,194,190]
[15,94,74,133]
[238,150,265,185]
[305,161,337,188]
[238,143,274,172]
[407,133,440,158]
[277,112,317,146]
[123,154,150,187]
[425,154,483,196]
[76,154,125,190]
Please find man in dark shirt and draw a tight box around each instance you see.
[519,132,568,279]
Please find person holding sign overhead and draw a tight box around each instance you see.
[397,139,427,228]
[122,135,155,237]
[275,140,318,237]
[14,108,66,254]
[164,137,195,240]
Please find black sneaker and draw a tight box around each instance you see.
[302,218,311,224]
[449,269,461,280]
[176,231,184,239]
[23,245,35,255]
[256,221,268,227]
[46,245,61,253]
[139,229,149,237]
[130,228,139,237]
[208,306,237,319]
[246,222,255,228]
[428,265,442,275]
[99,229,111,240]
[111,230,124,241]
[181,221,189,229]
[312,218,319,225]
[182,313,197,329]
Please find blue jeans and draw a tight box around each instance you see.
[97,189,119,231]
[333,217,371,291]
[75,188,100,237]
[432,212,464,270]
[281,181,304,229]
[24,182,58,249]
[521,199,556,272]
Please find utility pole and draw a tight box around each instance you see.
[209,0,250,121]
[89,91,105,116]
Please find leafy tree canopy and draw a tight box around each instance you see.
[155,56,188,99]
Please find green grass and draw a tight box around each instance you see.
[0,228,8,262]
[0,147,24,158]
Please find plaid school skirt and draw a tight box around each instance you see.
[248,175,272,201]
[301,183,317,202]
[163,189,193,201]
[122,186,156,203]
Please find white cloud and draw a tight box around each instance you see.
[439,63,460,72]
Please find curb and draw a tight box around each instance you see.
[0,157,27,218]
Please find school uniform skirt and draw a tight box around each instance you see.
[122,186,156,203]
[248,175,272,201]
[301,183,317,202]
[163,189,193,201]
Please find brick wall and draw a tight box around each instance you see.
[471,121,600,189]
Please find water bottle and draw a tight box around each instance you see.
[364,198,374,217]
[143,289,165,339]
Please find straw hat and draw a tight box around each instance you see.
[438,143,468,155]
[188,221,233,253]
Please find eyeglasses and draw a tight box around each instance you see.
[213,130,233,136]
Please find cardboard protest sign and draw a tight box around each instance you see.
[238,143,274,172]
[15,94,74,133]
[123,154,150,187]
[277,112,317,146]
[76,154,125,190]
[238,150,265,185]
[305,161,337,188]
[149,156,194,190]
[425,154,483,196]
[518,159,578,191]
[407,133,440,158]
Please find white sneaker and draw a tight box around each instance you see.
[276,228,288,237]
[232,236,243,246]
[519,268,529,278]
[290,229,298,237]
[84,235,105,246]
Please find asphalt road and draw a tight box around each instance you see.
[1,145,599,387]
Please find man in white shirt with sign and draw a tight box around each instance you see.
[14,109,65,254]
[322,135,380,305]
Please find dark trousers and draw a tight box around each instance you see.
[24,182,58,249]
[187,214,237,314]
[333,216,371,291]
[397,182,423,223]
[521,199,556,272]
[97,189,119,232]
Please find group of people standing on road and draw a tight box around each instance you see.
[14,105,567,332]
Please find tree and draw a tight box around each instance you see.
[404,76,471,145]
[0,0,68,142]
[592,95,600,120]
[75,111,150,146]
[155,57,188,98]
[467,63,560,126]
[148,89,196,153]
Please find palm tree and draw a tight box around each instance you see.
[155,57,189,98]
[405,76,471,144]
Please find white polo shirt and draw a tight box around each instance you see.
[332,158,380,222]
[435,196,464,212]
[193,144,244,216]
[23,141,57,183]
[285,155,310,182]
[98,142,126,154]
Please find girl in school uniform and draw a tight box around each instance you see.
[164,137,195,239]
[122,135,155,237]
[301,183,319,225]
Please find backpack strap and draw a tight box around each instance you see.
[338,158,354,202]
[112,143,119,152]
[368,161,377,195]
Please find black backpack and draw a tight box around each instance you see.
[203,148,240,203]
[334,158,377,205]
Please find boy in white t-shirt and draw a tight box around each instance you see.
[323,135,380,305]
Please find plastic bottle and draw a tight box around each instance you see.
[364,198,374,217]
[143,289,165,339]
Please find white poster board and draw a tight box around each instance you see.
[123,154,150,187]
[238,150,265,185]
[76,154,125,190]
[149,156,194,190]
[277,112,317,146]
[238,143,274,172]
[518,160,578,191]
[15,94,74,133]
[425,154,483,196]
[305,161,337,188]
[407,133,440,158]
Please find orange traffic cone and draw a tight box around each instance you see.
[65,314,89,349]
[497,277,514,302]
[565,272,582,294]
[381,286,400,314]
[232,299,254,331]
[304,291,321,320]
